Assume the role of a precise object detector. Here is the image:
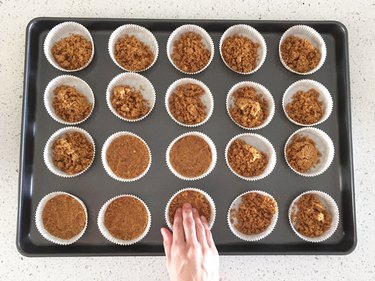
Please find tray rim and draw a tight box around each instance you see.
[16,17,357,257]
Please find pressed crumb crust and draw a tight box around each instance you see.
[106,135,150,179]
[42,194,86,240]
[104,196,149,241]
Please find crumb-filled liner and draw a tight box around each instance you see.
[288,190,339,243]
[106,73,156,122]
[225,133,276,181]
[108,24,159,72]
[97,194,152,245]
[219,24,267,75]
[101,131,152,182]
[166,24,215,75]
[227,190,279,242]
[282,79,333,126]
[44,21,94,72]
[44,75,95,125]
[166,131,217,181]
[164,187,216,230]
[165,78,214,127]
[279,25,327,75]
[226,81,275,130]
[43,127,95,178]
[284,127,334,177]
[35,191,88,245]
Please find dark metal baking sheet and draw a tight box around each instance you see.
[17,17,356,256]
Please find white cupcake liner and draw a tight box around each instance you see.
[219,24,267,75]
[225,133,276,181]
[43,127,95,178]
[164,187,216,230]
[108,24,159,72]
[227,190,278,242]
[165,78,214,127]
[282,79,333,126]
[101,131,152,182]
[284,127,334,177]
[35,191,88,245]
[44,21,94,72]
[166,24,215,74]
[97,194,151,245]
[44,75,95,125]
[106,73,156,122]
[166,131,217,181]
[226,81,275,130]
[289,190,339,243]
[279,25,327,75]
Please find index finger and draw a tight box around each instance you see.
[172,208,184,245]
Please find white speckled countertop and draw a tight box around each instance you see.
[1,0,374,280]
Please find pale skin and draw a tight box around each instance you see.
[160,203,220,281]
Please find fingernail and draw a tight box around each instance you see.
[183,203,192,209]
[201,215,207,222]
[177,207,182,213]
[192,208,198,214]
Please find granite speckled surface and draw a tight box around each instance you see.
[0,0,374,280]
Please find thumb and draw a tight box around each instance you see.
[161,227,172,262]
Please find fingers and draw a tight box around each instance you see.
[172,208,184,245]
[182,203,198,245]
[192,208,207,246]
[201,215,216,251]
[160,227,172,261]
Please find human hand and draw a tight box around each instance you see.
[161,203,219,281]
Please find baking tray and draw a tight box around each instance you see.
[17,17,356,256]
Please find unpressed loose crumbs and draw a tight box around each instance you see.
[171,32,211,73]
[227,139,268,177]
[280,35,321,73]
[52,132,94,175]
[169,135,212,178]
[169,83,207,125]
[111,85,150,120]
[115,35,155,71]
[230,192,276,235]
[285,88,324,125]
[52,85,92,123]
[168,190,211,225]
[42,194,86,240]
[292,193,332,237]
[106,135,150,179]
[286,134,321,173]
[229,86,268,128]
[104,196,149,240]
[221,34,259,73]
[52,34,92,70]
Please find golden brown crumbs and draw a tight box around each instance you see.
[106,135,150,179]
[169,135,212,178]
[292,193,332,237]
[52,85,92,123]
[286,134,321,173]
[285,88,324,125]
[104,196,149,240]
[52,132,94,175]
[42,194,86,240]
[229,86,268,128]
[280,35,321,73]
[227,139,268,177]
[111,85,150,120]
[168,190,211,225]
[230,192,276,235]
[114,35,155,71]
[169,83,207,125]
[221,34,259,73]
[51,34,92,70]
[171,32,211,73]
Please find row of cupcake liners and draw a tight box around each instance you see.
[45,22,326,75]
[35,188,339,245]
[44,73,333,129]
[43,126,335,180]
